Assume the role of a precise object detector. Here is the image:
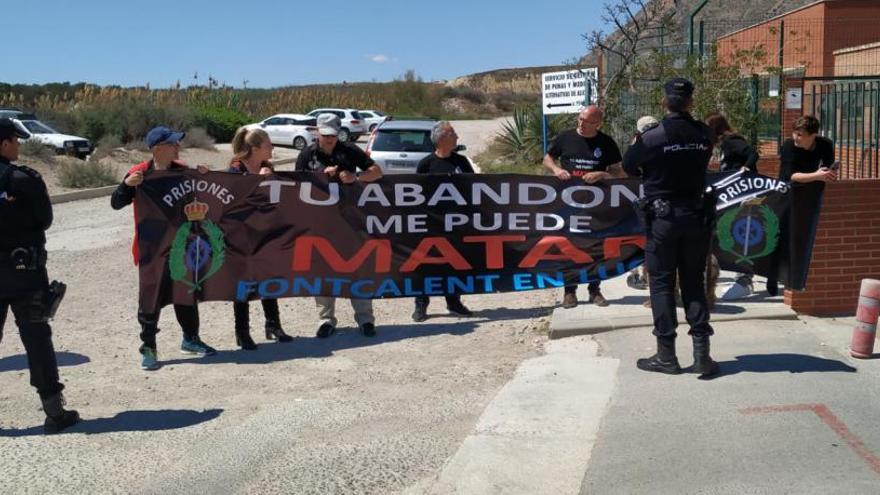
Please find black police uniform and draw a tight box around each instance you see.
[0,153,79,431]
[0,156,62,397]
[623,104,718,375]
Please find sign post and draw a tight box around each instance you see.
[541,68,598,153]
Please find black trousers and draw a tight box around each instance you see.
[137,304,200,349]
[233,299,280,332]
[414,295,461,308]
[0,292,64,400]
[564,281,601,295]
[645,207,714,338]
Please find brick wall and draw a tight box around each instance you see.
[784,179,880,315]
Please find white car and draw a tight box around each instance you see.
[14,114,93,159]
[306,108,367,142]
[247,114,317,150]
[358,110,389,133]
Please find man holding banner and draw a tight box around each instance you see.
[111,126,216,370]
[295,114,384,338]
[543,105,624,308]
[623,78,720,378]
[412,121,475,322]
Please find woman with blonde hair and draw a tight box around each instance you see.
[227,127,292,349]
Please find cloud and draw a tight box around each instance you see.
[368,54,396,64]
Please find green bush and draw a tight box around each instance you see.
[57,158,117,188]
[193,105,250,142]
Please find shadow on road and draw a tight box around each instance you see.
[0,351,90,373]
[156,304,556,368]
[0,408,223,437]
[702,353,858,380]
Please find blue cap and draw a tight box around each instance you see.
[145,126,185,148]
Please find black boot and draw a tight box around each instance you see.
[412,302,428,322]
[42,393,80,435]
[265,320,293,342]
[235,327,258,351]
[692,335,720,377]
[636,337,682,374]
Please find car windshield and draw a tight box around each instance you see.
[20,120,56,134]
[372,130,433,152]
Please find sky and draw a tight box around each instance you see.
[4,0,608,88]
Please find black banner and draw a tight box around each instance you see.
[133,170,820,311]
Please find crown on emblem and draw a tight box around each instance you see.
[184,199,209,221]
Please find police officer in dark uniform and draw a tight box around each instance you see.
[623,79,720,377]
[0,118,80,433]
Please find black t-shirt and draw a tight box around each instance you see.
[548,129,622,177]
[295,141,375,174]
[718,134,759,173]
[779,136,834,182]
[416,152,475,174]
[227,160,272,175]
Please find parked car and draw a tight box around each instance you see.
[358,110,389,133]
[246,114,317,150]
[365,120,472,174]
[14,113,92,159]
[0,107,25,120]
[305,108,367,142]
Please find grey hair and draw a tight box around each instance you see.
[431,121,452,145]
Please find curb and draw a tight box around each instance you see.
[417,336,618,495]
[548,306,799,340]
[50,185,117,205]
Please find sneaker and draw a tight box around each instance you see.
[589,292,610,307]
[316,323,336,339]
[412,305,428,322]
[721,280,753,301]
[140,346,160,371]
[361,323,377,337]
[180,338,217,356]
[562,292,578,309]
[447,301,473,317]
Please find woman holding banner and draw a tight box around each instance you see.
[226,127,292,350]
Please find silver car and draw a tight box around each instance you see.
[366,120,473,175]
[365,120,437,174]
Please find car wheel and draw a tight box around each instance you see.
[337,128,350,142]
[369,124,377,132]
[293,136,307,150]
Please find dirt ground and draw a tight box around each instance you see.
[0,117,558,495]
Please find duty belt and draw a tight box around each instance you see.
[0,247,47,270]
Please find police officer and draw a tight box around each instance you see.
[0,118,80,433]
[622,79,720,377]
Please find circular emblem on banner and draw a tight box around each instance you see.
[169,200,226,292]
[716,201,779,265]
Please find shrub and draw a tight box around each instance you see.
[182,127,215,150]
[57,158,117,188]
[19,139,56,162]
[91,134,123,160]
[193,105,250,142]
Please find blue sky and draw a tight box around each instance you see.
[6,0,607,88]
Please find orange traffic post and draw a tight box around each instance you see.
[851,278,880,359]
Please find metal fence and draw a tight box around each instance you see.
[805,79,880,179]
